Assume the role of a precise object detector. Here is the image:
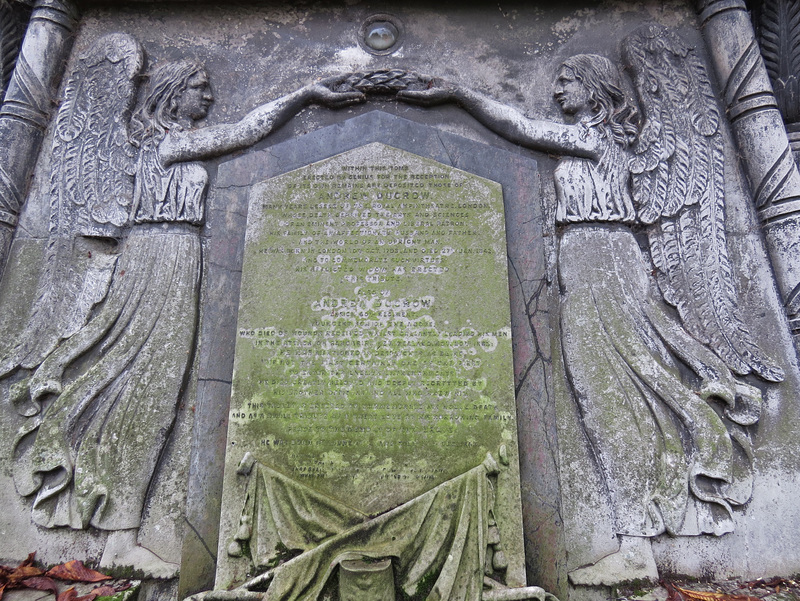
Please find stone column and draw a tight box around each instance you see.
[697,0,800,341]
[753,1,800,165]
[0,0,78,281]
[0,0,29,103]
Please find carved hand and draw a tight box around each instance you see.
[396,80,457,106]
[310,76,366,108]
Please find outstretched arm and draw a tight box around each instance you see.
[399,83,601,159]
[159,79,363,166]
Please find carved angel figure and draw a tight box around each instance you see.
[401,24,783,582]
[0,33,362,577]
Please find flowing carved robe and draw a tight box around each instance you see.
[13,141,204,530]
[229,458,498,601]
[555,131,758,537]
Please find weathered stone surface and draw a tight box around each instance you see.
[1,3,800,600]
[184,109,550,598]
[216,141,526,592]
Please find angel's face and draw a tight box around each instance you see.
[554,66,591,116]
[177,70,214,122]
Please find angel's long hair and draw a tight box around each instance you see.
[561,54,639,148]
[130,60,205,147]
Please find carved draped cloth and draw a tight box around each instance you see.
[556,152,758,537]
[12,147,205,530]
[231,458,495,601]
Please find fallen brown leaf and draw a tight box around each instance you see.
[57,586,78,601]
[19,553,36,568]
[741,577,798,590]
[69,582,130,601]
[674,585,760,601]
[0,555,130,601]
[46,561,111,584]
[0,553,120,601]
[21,576,59,596]
[0,554,48,599]
[88,585,122,597]
[6,566,45,584]
[80,584,126,601]
[662,580,684,601]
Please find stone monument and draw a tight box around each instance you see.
[215,138,532,598]
[0,3,798,601]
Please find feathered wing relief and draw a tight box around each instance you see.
[0,34,144,381]
[51,33,142,236]
[622,24,784,383]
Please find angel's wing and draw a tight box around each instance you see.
[0,33,144,382]
[621,24,784,382]
[51,32,143,236]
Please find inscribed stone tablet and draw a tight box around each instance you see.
[217,142,525,587]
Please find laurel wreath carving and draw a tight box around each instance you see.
[333,70,431,95]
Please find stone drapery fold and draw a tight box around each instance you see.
[231,458,497,601]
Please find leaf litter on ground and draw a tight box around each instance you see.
[0,554,131,601]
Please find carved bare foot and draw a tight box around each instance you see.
[568,535,657,586]
[100,529,178,580]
